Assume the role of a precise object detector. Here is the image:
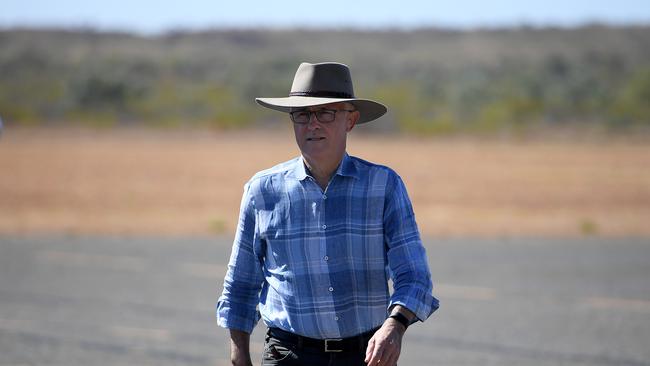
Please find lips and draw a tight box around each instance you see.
[306,137,325,141]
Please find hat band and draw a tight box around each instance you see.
[289,90,354,98]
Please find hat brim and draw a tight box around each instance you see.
[255,96,387,124]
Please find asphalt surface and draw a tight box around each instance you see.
[1,235,649,366]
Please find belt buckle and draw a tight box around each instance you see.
[324,338,343,353]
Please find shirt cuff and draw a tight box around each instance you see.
[389,287,439,322]
[216,299,261,334]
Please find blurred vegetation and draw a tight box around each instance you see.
[1,25,649,135]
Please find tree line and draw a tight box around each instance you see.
[1,25,649,134]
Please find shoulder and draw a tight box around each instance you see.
[250,157,300,181]
[347,155,401,182]
[244,156,301,192]
[348,155,394,172]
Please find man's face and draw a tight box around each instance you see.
[291,102,359,165]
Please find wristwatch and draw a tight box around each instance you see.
[389,312,410,330]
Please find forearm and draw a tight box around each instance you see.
[229,329,253,366]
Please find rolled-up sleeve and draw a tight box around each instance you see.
[216,182,265,333]
[383,172,439,322]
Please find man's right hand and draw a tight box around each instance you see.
[229,329,253,366]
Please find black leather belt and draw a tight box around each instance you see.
[267,327,378,353]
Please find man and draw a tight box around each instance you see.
[217,62,438,366]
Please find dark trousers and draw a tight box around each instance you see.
[261,328,376,366]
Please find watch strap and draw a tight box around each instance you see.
[389,312,410,329]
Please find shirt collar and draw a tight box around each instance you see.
[291,158,310,181]
[291,153,359,181]
[337,153,359,179]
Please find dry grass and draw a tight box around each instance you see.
[1,128,649,237]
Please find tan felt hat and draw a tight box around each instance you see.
[255,62,387,124]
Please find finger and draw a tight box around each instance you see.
[378,338,401,366]
[372,344,393,366]
[382,350,399,366]
[391,342,403,365]
[364,338,375,363]
[367,343,384,366]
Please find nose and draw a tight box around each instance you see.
[306,112,321,130]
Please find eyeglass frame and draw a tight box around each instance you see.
[289,108,356,124]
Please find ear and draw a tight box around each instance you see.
[346,110,359,132]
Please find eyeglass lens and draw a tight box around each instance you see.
[291,110,337,124]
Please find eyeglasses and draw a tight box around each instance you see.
[289,108,355,124]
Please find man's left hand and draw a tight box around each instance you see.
[364,317,405,366]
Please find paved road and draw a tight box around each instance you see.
[1,236,649,365]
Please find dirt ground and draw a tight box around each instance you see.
[1,128,649,237]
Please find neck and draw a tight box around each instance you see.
[303,152,345,190]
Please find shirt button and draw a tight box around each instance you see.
[324,255,329,261]
[328,286,334,292]
[335,316,340,321]
[322,194,327,200]
[322,224,327,230]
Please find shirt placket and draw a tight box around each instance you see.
[322,182,338,322]
[309,176,341,337]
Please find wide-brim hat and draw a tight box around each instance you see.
[255,62,387,124]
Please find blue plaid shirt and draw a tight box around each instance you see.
[216,153,438,339]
